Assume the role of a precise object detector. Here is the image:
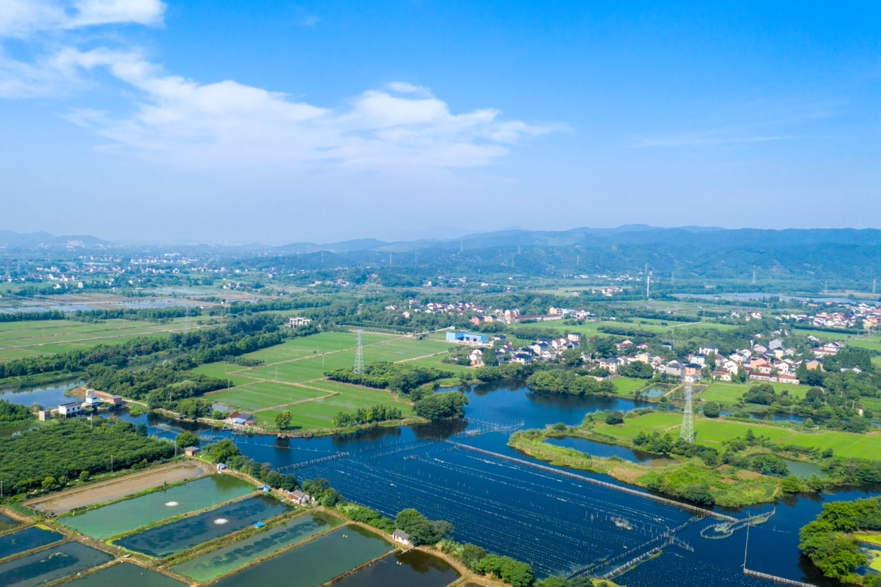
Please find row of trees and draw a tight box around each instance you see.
[84,364,227,411]
[204,439,298,491]
[331,404,404,428]
[325,362,453,395]
[413,392,469,421]
[0,398,33,423]
[526,370,618,396]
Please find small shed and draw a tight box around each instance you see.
[392,529,412,547]
[260,485,271,493]
[184,446,200,457]
[216,463,228,472]
[38,410,51,421]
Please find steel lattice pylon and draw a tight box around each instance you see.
[353,330,364,374]
[680,379,695,443]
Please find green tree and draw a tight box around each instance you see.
[176,431,200,448]
[605,411,624,425]
[703,401,720,418]
[414,392,468,421]
[275,410,292,429]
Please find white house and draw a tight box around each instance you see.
[289,317,313,328]
[392,529,413,547]
[58,402,83,418]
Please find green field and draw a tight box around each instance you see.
[593,411,881,460]
[192,331,454,429]
[0,317,212,362]
[701,381,813,404]
[611,377,648,394]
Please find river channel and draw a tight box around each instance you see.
[3,380,877,586]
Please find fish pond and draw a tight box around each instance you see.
[0,526,64,560]
[0,541,114,587]
[115,494,290,557]
[170,511,344,582]
[63,562,187,587]
[62,474,255,539]
[0,511,21,532]
[330,549,460,587]
[211,525,393,587]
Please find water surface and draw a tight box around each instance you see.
[171,512,343,582]
[63,562,186,587]
[546,436,669,464]
[115,495,290,557]
[0,541,114,587]
[211,525,392,587]
[0,527,64,560]
[330,549,460,587]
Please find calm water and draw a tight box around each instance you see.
[0,541,114,587]
[63,562,186,587]
[546,436,668,464]
[62,475,255,539]
[782,458,826,479]
[0,527,64,560]
[0,381,81,411]
[211,525,392,587]
[171,512,344,582]
[115,495,290,557]
[330,549,460,587]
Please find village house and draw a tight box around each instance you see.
[184,446,200,457]
[392,529,413,547]
[290,490,311,505]
[598,357,619,374]
[446,331,488,346]
[288,317,313,328]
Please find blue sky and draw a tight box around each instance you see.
[1,1,879,244]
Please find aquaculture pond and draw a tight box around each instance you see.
[0,541,114,587]
[211,525,392,587]
[0,526,64,560]
[62,474,255,539]
[0,511,20,532]
[64,562,187,587]
[115,495,290,557]
[331,549,460,587]
[170,512,344,582]
[545,436,670,464]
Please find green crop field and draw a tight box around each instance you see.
[206,381,331,411]
[0,317,210,362]
[189,332,455,428]
[254,383,414,430]
[701,382,813,404]
[611,377,647,394]
[592,411,684,441]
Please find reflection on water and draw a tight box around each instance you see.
[331,549,460,587]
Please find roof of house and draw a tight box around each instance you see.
[393,529,411,541]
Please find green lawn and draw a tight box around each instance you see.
[701,381,813,404]
[595,411,881,460]
[255,383,414,430]
[206,381,331,411]
[611,377,647,394]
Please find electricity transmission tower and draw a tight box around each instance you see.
[353,330,364,374]
[680,379,695,444]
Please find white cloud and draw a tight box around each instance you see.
[0,0,164,38]
[57,50,552,170]
[0,1,553,172]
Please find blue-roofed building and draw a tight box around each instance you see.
[446,331,488,345]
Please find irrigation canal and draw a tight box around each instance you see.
[5,380,880,586]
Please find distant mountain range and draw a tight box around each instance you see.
[4,227,881,282]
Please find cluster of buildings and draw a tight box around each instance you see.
[590,336,845,385]
[780,302,881,331]
[42,389,125,420]
[447,330,583,366]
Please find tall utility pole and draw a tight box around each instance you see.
[752,271,756,285]
[874,279,876,295]
[353,331,364,375]
[680,379,695,444]
[646,272,651,300]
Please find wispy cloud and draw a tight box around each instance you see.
[0,0,165,38]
